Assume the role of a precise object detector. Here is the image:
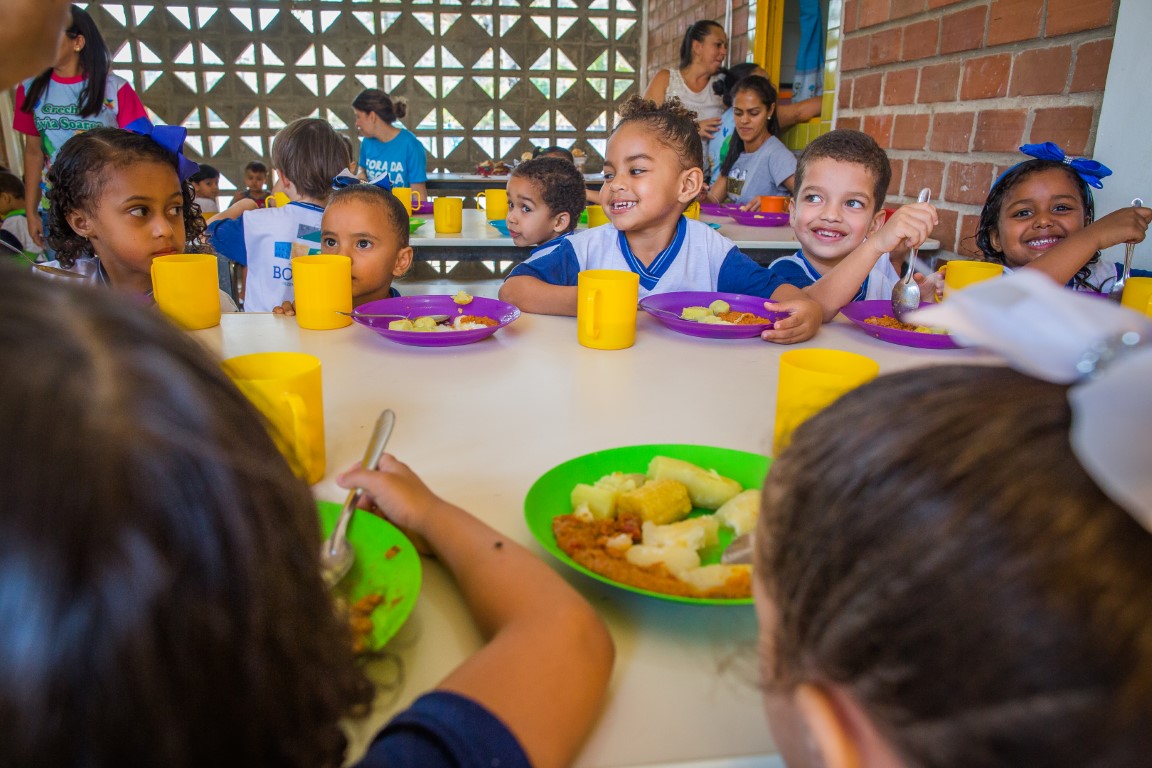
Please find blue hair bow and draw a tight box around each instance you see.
[1017,142,1113,190]
[125,120,200,181]
[331,172,392,192]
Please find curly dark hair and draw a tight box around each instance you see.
[793,129,890,213]
[974,160,1100,290]
[614,95,704,172]
[326,183,410,250]
[718,75,781,179]
[45,127,206,267]
[0,269,375,767]
[510,156,586,232]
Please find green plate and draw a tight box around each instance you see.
[579,208,588,225]
[524,444,770,606]
[409,218,426,234]
[318,500,421,650]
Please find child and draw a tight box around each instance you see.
[499,96,822,344]
[505,156,585,248]
[974,143,1152,292]
[758,357,1152,766]
[229,160,270,207]
[209,118,348,312]
[531,145,599,206]
[708,75,796,208]
[0,170,44,261]
[352,88,428,200]
[273,182,413,316]
[0,268,613,768]
[188,163,220,215]
[764,129,937,321]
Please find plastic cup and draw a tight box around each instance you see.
[684,201,701,219]
[222,352,326,485]
[1120,276,1152,315]
[773,349,880,455]
[586,204,609,228]
[478,188,508,221]
[759,196,789,213]
[391,187,423,216]
[291,255,353,330]
[942,260,1003,298]
[151,253,221,330]
[433,197,464,234]
[577,269,639,350]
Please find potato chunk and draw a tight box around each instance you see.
[647,456,742,509]
[714,489,760,536]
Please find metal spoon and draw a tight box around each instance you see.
[1108,197,1144,303]
[891,187,932,322]
[339,310,450,322]
[320,408,396,587]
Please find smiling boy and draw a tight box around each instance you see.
[505,156,585,248]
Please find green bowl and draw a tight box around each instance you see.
[409,218,426,235]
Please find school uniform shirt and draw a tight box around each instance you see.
[1,210,44,261]
[1004,259,1152,294]
[34,255,238,312]
[724,135,797,204]
[359,130,428,187]
[767,249,901,302]
[194,196,219,214]
[208,202,324,312]
[506,216,788,299]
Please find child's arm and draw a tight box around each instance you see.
[761,284,821,344]
[22,137,45,246]
[1026,206,1152,285]
[212,197,260,222]
[707,176,729,204]
[806,203,937,322]
[339,455,614,768]
[498,275,578,315]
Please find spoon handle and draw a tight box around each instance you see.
[905,187,932,279]
[327,409,396,557]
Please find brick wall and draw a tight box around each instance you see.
[838,0,1118,258]
[645,0,751,86]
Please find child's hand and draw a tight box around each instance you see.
[760,295,821,344]
[916,270,944,303]
[1085,206,1152,251]
[336,453,443,552]
[870,203,937,257]
[272,300,296,316]
[739,199,760,212]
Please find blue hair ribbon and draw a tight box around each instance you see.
[331,172,392,192]
[125,120,200,181]
[994,142,1114,191]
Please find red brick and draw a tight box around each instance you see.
[957,213,983,258]
[940,5,987,54]
[901,19,939,62]
[1009,46,1072,96]
[842,36,870,72]
[961,54,1011,100]
[870,27,903,66]
[987,0,1044,45]
[945,161,996,205]
[974,109,1027,152]
[837,115,863,132]
[844,0,859,34]
[886,159,905,200]
[839,79,854,110]
[904,159,945,197]
[891,0,927,20]
[853,73,883,108]
[920,62,960,102]
[863,113,894,147]
[931,207,960,253]
[884,68,919,105]
[1046,0,1114,36]
[930,111,975,153]
[892,113,931,150]
[929,0,966,7]
[1071,38,1113,93]
[1030,106,1095,155]
[859,0,890,28]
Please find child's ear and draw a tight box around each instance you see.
[868,208,887,236]
[794,684,863,768]
[551,211,571,234]
[66,208,95,238]
[392,245,414,277]
[988,227,1001,252]
[677,167,705,204]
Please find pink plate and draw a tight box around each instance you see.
[353,295,520,347]
[840,300,962,350]
[639,291,787,339]
[728,210,789,227]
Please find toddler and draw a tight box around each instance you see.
[0,170,44,261]
[505,155,585,248]
[210,118,348,312]
[188,163,220,214]
[974,143,1151,292]
[229,160,270,207]
[500,96,821,344]
[708,75,796,208]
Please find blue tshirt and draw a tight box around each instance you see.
[359,129,428,187]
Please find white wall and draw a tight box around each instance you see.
[1093,0,1152,271]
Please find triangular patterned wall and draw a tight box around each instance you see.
[86,0,640,187]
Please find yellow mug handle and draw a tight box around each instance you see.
[581,289,599,340]
[411,189,423,206]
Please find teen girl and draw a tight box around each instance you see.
[707,76,796,209]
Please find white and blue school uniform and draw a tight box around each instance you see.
[506,217,788,299]
[1005,259,1152,294]
[767,249,901,302]
[208,201,324,312]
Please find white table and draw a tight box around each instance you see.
[191,307,997,768]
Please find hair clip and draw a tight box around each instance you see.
[331,172,393,192]
[992,142,1114,192]
[125,121,200,181]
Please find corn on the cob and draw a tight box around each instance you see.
[616,478,692,524]
[647,456,742,509]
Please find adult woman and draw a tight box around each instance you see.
[707,76,796,208]
[13,5,150,247]
[352,88,428,200]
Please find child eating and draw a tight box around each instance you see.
[505,155,585,248]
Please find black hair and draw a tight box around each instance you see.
[533,145,576,164]
[20,5,110,118]
[793,129,890,213]
[326,183,410,250]
[718,75,781,179]
[187,164,219,183]
[271,118,349,202]
[510,156,586,232]
[713,62,763,107]
[679,20,725,69]
[45,127,206,267]
[244,161,267,175]
[0,171,24,198]
[614,95,703,172]
[352,89,408,124]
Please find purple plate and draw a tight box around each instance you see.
[840,300,961,350]
[728,210,790,227]
[413,201,434,215]
[639,291,787,339]
[700,202,741,217]
[353,295,520,347]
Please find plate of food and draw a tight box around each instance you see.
[728,210,790,227]
[699,202,741,217]
[840,300,961,349]
[525,444,770,605]
[352,294,520,347]
[639,291,787,339]
[318,500,421,653]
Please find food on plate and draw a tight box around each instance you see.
[616,478,692,525]
[520,151,534,162]
[647,455,742,508]
[676,301,773,326]
[570,471,647,520]
[708,299,730,315]
[864,315,947,334]
[476,159,511,176]
[342,592,384,655]
[387,315,498,332]
[452,290,474,305]
[714,489,760,536]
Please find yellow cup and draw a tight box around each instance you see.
[586,204,609,228]
[391,186,423,215]
[268,191,291,209]
[942,259,1002,298]
[291,255,352,330]
[577,269,639,350]
[433,197,464,233]
[222,352,326,485]
[773,349,880,455]
[478,188,508,221]
[150,253,221,330]
[1120,276,1152,315]
[759,196,789,213]
[684,200,701,219]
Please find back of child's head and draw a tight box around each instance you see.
[244,160,267,175]
[0,269,372,767]
[678,19,724,68]
[188,163,220,183]
[759,364,1152,766]
[0,170,23,198]
[352,88,407,124]
[45,127,206,266]
[20,5,109,118]
[511,156,585,233]
[327,183,410,249]
[533,145,576,164]
[714,62,763,107]
[794,129,890,212]
[271,118,348,202]
[614,95,703,172]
